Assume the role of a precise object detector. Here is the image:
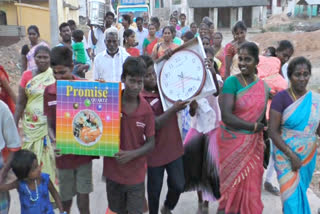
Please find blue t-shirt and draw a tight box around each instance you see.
[18,173,54,214]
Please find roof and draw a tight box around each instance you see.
[297,0,320,5]
[187,0,269,8]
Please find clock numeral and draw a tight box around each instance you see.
[192,58,196,63]
[175,57,181,63]
[165,73,170,78]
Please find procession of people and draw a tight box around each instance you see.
[0,9,319,214]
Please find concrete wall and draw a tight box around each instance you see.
[0,2,18,25]
[252,6,261,28]
[57,0,80,25]
[15,3,50,42]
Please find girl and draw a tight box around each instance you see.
[0,149,65,214]
[143,24,158,56]
[275,40,294,82]
[225,21,248,78]
[123,29,140,57]
[183,47,222,214]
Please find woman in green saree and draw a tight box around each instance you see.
[14,46,57,197]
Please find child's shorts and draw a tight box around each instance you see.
[58,162,93,201]
[106,179,145,214]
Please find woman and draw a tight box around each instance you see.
[217,42,268,214]
[269,57,320,214]
[123,29,140,57]
[152,26,179,61]
[143,24,158,56]
[224,21,248,79]
[213,32,225,77]
[199,23,210,39]
[21,25,48,73]
[0,65,16,113]
[14,46,57,198]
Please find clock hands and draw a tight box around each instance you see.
[177,72,185,93]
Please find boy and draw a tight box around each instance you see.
[103,57,155,214]
[44,46,94,214]
[139,55,188,214]
[72,30,87,65]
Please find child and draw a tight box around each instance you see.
[0,149,65,214]
[103,56,155,214]
[0,100,21,214]
[72,30,89,78]
[139,55,188,214]
[72,30,87,65]
[44,46,95,214]
[183,47,222,214]
[123,29,140,57]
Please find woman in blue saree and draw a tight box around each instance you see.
[269,56,320,214]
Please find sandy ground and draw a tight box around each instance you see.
[7,157,320,214]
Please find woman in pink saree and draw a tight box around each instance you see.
[217,42,269,214]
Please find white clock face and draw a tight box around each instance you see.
[160,50,206,102]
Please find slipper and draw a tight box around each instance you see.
[264,182,280,196]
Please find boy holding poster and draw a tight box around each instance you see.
[139,55,188,214]
[103,57,155,214]
[43,46,94,214]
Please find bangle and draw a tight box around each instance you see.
[253,123,258,132]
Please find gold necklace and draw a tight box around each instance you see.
[241,74,256,86]
[290,87,297,101]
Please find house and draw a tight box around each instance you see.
[186,0,269,29]
[268,0,320,17]
[295,0,320,17]
[0,0,79,44]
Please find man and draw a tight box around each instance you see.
[58,22,91,78]
[88,11,118,58]
[151,17,162,39]
[142,12,149,29]
[93,31,130,82]
[0,101,21,214]
[135,17,148,55]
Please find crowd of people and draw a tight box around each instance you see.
[0,9,319,214]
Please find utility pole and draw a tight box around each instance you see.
[49,0,59,46]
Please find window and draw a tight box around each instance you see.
[0,11,7,25]
[155,0,164,8]
[277,0,281,7]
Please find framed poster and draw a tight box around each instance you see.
[56,80,121,157]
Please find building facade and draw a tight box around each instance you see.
[187,0,268,29]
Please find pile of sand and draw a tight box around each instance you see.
[251,30,320,66]
[0,37,29,92]
[265,14,292,29]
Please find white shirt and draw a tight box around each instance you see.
[135,28,148,55]
[93,47,130,82]
[0,101,20,153]
[88,27,106,55]
[282,63,289,83]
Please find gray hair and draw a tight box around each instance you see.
[104,29,118,40]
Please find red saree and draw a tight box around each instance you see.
[217,79,269,214]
